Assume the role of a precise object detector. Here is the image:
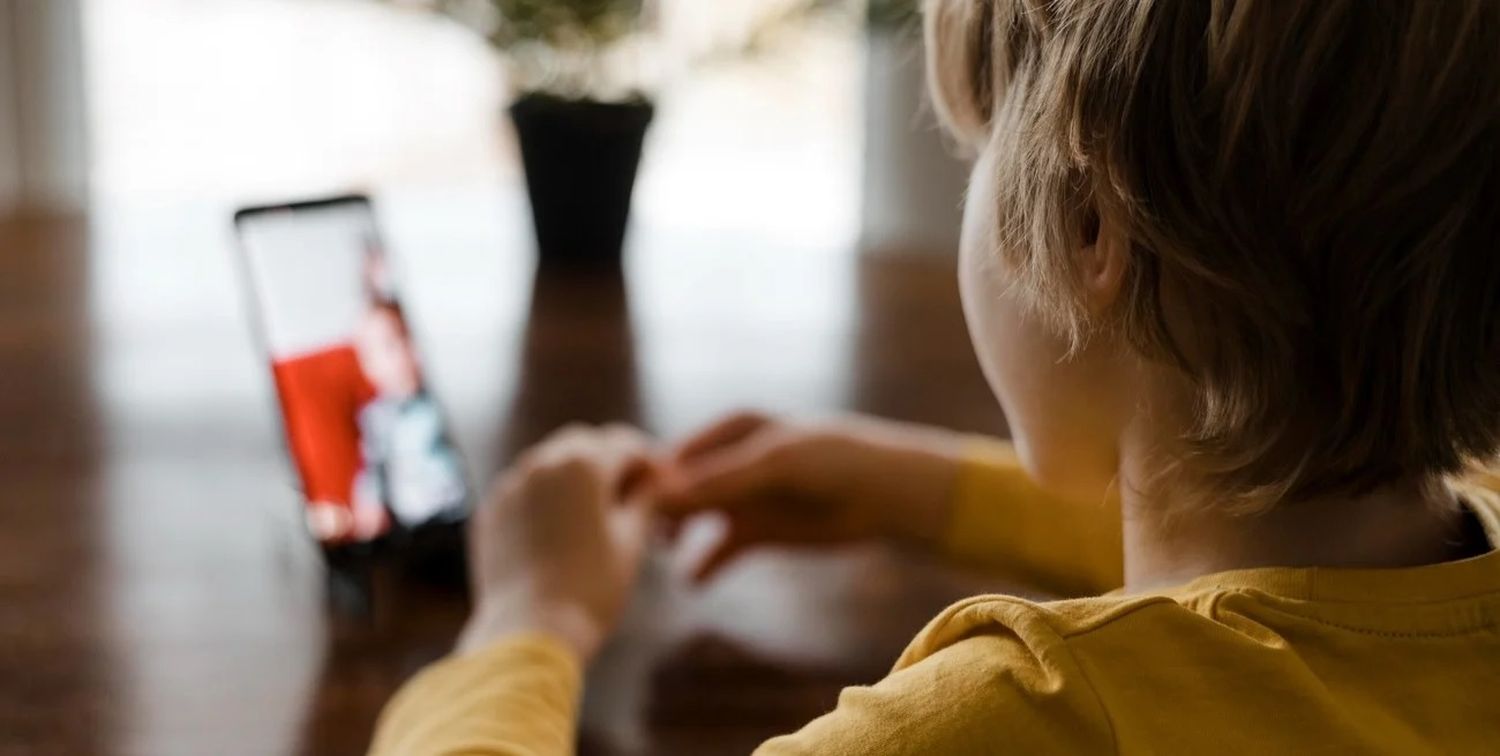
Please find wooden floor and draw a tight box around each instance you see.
[0,204,1011,755]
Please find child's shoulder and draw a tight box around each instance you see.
[900,581,1347,680]
[905,591,1197,658]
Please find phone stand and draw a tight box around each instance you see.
[324,547,377,620]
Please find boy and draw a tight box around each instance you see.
[372,0,1500,752]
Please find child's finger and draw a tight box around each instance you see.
[674,411,772,462]
[688,510,784,584]
[656,441,780,516]
[535,423,653,493]
[690,530,752,584]
[659,510,686,541]
[618,455,672,500]
[610,495,654,565]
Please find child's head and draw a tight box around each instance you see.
[354,301,422,400]
[928,0,1500,509]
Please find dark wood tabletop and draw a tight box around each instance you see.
[0,201,1013,756]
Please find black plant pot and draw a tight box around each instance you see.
[509,93,655,268]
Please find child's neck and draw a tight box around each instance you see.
[1118,463,1470,593]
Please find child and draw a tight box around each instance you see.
[372,0,1500,752]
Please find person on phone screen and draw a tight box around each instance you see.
[351,299,466,529]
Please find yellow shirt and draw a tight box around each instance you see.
[370,441,1500,754]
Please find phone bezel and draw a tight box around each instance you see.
[230,193,472,556]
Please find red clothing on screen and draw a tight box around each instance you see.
[271,344,376,509]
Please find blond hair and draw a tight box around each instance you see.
[927,0,1500,509]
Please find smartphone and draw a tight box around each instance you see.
[233,195,470,552]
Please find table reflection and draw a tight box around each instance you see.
[494,266,642,459]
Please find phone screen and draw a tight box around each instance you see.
[234,196,469,546]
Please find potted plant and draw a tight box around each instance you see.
[867,0,918,27]
[396,0,871,263]
[417,0,657,267]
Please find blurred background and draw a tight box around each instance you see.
[1,1,1006,754]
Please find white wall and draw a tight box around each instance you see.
[860,29,968,255]
[0,0,89,215]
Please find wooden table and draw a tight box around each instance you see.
[0,199,1011,755]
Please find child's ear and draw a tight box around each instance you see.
[1077,210,1129,316]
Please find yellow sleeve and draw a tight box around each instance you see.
[368,634,582,756]
[942,439,1123,596]
[752,596,1116,755]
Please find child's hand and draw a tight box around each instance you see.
[456,424,659,663]
[657,412,966,583]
